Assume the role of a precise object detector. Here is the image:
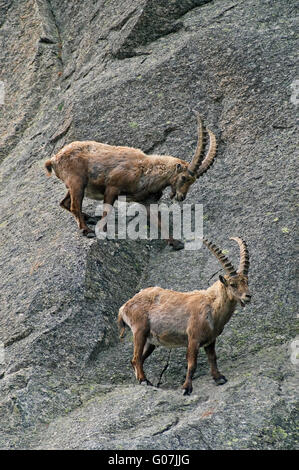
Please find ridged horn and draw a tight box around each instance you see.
[188,110,206,176]
[230,237,250,276]
[203,238,237,276]
[196,129,217,178]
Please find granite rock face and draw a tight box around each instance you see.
[0,0,297,449]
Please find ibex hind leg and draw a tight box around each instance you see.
[69,181,95,237]
[131,330,153,386]
[142,342,156,364]
[60,190,96,227]
[60,191,71,212]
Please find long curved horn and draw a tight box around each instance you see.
[196,129,217,178]
[203,238,237,276]
[188,111,206,176]
[230,237,250,276]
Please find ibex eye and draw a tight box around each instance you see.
[181,176,186,182]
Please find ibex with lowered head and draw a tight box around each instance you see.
[118,237,251,395]
[45,112,217,248]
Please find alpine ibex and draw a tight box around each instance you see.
[45,112,217,248]
[118,237,251,395]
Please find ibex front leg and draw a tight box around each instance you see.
[96,186,119,234]
[204,340,227,385]
[131,329,153,386]
[182,338,199,395]
[146,206,184,250]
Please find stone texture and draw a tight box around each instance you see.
[0,0,297,449]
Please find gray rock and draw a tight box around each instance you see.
[0,0,297,449]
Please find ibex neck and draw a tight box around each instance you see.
[143,155,183,187]
[207,281,237,332]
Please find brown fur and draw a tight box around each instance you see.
[118,267,251,395]
[45,115,217,241]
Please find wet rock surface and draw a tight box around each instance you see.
[0,0,297,449]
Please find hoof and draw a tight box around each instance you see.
[86,217,97,225]
[86,232,96,238]
[81,228,95,238]
[183,386,192,396]
[140,379,153,386]
[214,375,227,386]
[170,240,185,251]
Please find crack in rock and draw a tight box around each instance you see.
[157,350,171,388]
[152,416,179,436]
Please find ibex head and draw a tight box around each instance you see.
[203,237,251,307]
[169,111,217,202]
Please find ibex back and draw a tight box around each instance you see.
[45,112,217,247]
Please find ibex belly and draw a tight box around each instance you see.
[148,312,189,348]
[85,184,104,201]
[85,162,107,200]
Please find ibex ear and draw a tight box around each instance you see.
[219,275,228,286]
[176,163,183,173]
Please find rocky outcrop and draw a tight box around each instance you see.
[0,0,297,449]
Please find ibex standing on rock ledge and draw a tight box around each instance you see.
[118,237,251,395]
[45,111,217,249]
